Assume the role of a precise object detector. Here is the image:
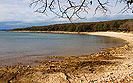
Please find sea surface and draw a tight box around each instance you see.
[0,31,126,65]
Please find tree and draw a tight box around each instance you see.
[30,0,133,21]
[112,21,120,31]
[75,24,82,32]
[103,23,110,31]
[93,23,105,31]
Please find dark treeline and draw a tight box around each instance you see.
[12,19,133,32]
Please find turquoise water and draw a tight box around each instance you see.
[0,31,126,65]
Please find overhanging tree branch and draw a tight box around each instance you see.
[30,0,133,21]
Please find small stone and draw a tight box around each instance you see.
[128,65,131,67]
[110,73,113,75]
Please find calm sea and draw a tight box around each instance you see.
[0,31,126,65]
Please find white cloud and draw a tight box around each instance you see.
[0,0,57,22]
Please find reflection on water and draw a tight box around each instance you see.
[0,31,126,64]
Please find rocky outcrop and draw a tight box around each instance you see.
[11,72,69,83]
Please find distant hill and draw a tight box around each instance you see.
[0,29,11,31]
[12,19,133,32]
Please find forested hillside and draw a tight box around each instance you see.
[12,19,133,32]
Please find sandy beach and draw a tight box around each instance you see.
[0,31,133,83]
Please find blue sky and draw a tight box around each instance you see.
[0,0,133,29]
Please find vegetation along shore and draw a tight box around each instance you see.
[12,19,133,32]
[1,19,133,83]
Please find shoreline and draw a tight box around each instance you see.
[9,30,133,42]
[9,30,132,45]
[1,31,133,82]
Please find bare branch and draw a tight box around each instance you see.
[30,0,133,22]
[118,0,133,13]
